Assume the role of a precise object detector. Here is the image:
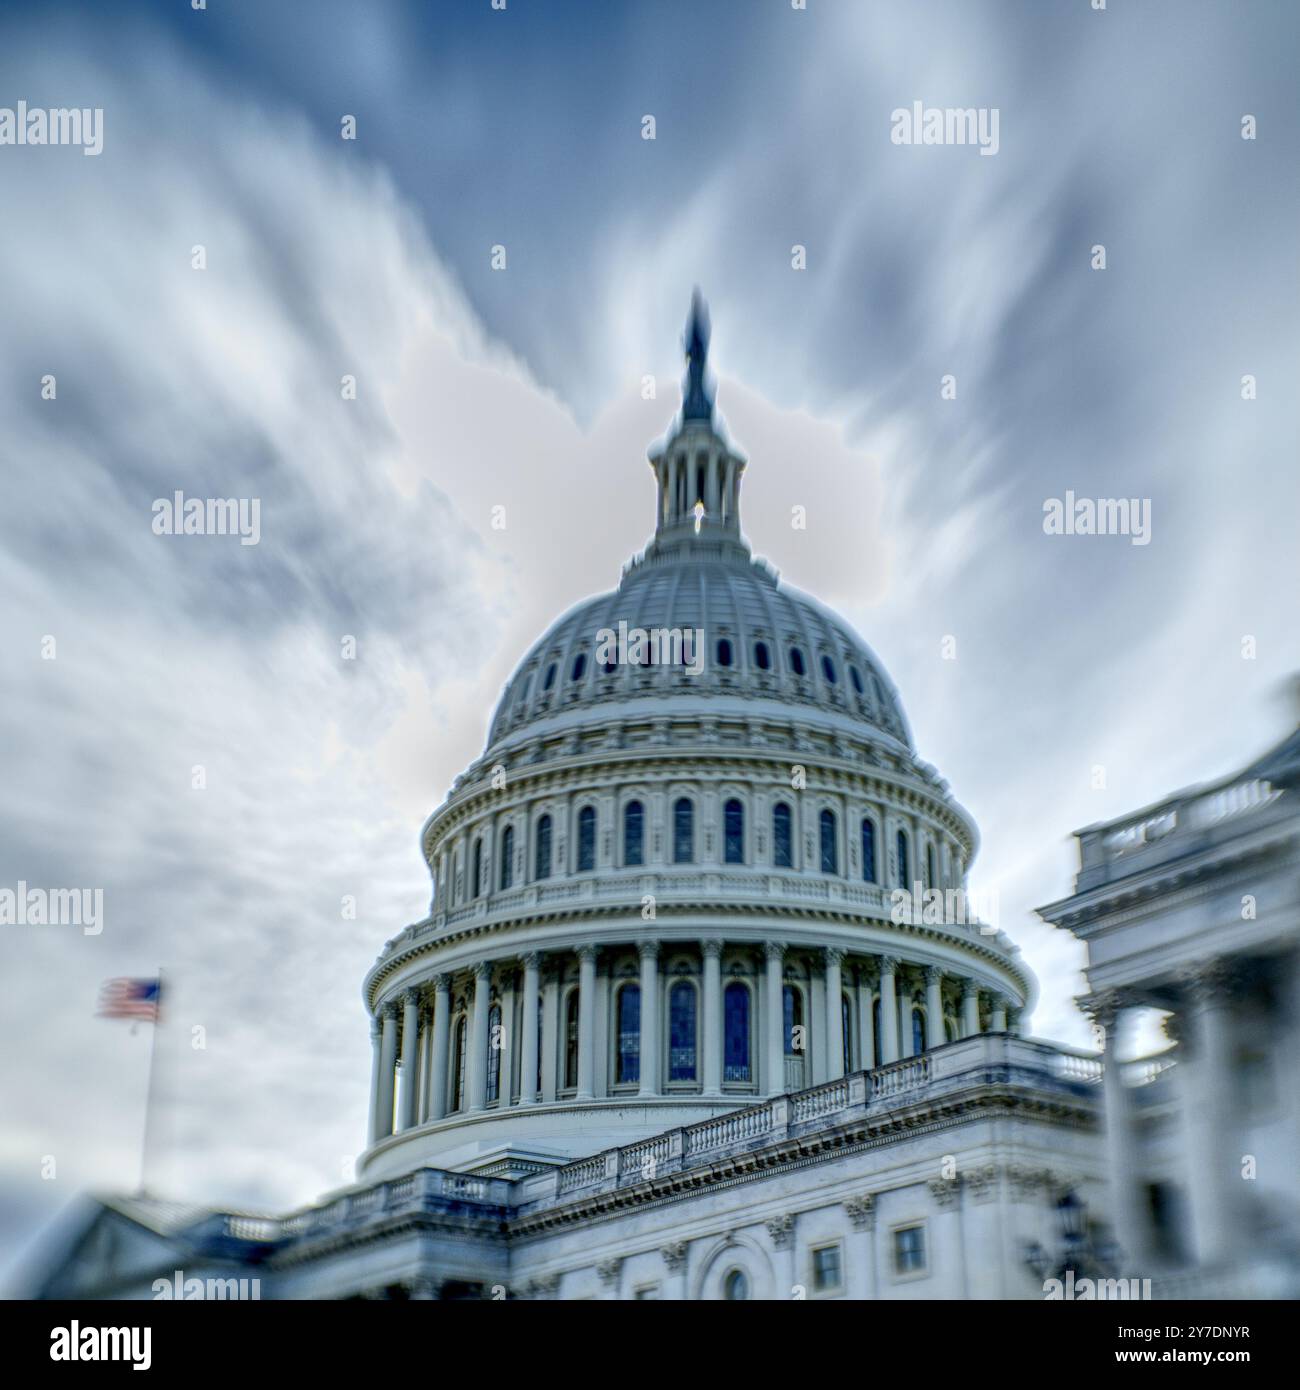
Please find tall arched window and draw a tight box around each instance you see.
[820,808,838,874]
[773,802,793,868]
[789,647,806,676]
[925,842,936,890]
[570,652,586,681]
[754,641,771,671]
[912,1006,925,1056]
[849,665,864,694]
[563,989,580,1090]
[842,993,853,1074]
[535,814,552,880]
[499,825,514,891]
[783,985,804,1056]
[543,663,556,690]
[723,1269,749,1301]
[861,818,876,884]
[716,638,733,667]
[872,996,882,1066]
[821,654,838,684]
[472,839,483,898]
[624,800,644,867]
[616,983,641,1085]
[896,829,910,887]
[669,981,697,1081]
[724,798,744,864]
[673,797,694,864]
[451,1017,467,1111]
[486,1004,502,1103]
[724,983,751,1083]
[577,805,596,872]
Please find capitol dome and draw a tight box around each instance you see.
[359,295,1034,1182]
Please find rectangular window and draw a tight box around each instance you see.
[893,1225,926,1276]
[811,1244,842,1292]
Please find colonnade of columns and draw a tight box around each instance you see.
[368,941,1018,1145]
[1091,957,1247,1272]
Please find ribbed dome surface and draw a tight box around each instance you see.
[486,539,911,751]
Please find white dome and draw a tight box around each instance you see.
[486,541,912,754]
[360,297,1032,1183]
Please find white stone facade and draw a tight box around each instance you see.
[1039,718,1300,1299]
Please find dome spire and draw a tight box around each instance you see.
[681,288,714,422]
[645,291,747,556]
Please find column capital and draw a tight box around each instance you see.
[766,1213,795,1250]
[637,939,660,961]
[825,947,845,968]
[962,976,980,997]
[765,939,786,961]
[924,965,943,985]
[576,944,598,966]
[403,986,422,1008]
[521,952,542,971]
[702,939,724,960]
[1078,987,1135,1031]
[843,1193,876,1231]
[431,973,451,994]
[1177,956,1237,1006]
[473,959,492,982]
[661,1241,689,1272]
[878,955,900,974]
[380,999,399,1020]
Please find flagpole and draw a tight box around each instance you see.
[137,967,164,1197]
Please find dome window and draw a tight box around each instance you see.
[673,797,694,864]
[570,652,586,681]
[724,983,751,1082]
[623,800,644,866]
[789,647,806,677]
[499,825,515,891]
[600,656,617,675]
[849,665,864,694]
[754,641,771,671]
[820,808,838,874]
[716,638,733,668]
[821,655,838,684]
[535,814,553,880]
[543,664,556,691]
[772,802,793,868]
[724,798,744,864]
[861,819,876,884]
[577,805,596,872]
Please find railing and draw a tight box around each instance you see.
[870,1055,932,1098]
[224,1216,279,1242]
[1124,1054,1177,1087]
[1052,1050,1104,1084]
[414,869,991,952]
[790,1077,850,1122]
[556,1154,605,1195]
[1092,777,1279,866]
[684,1103,773,1156]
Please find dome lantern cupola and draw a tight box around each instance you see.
[648,291,747,553]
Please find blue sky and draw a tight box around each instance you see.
[1,0,1297,1283]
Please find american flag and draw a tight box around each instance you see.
[97,977,162,1022]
